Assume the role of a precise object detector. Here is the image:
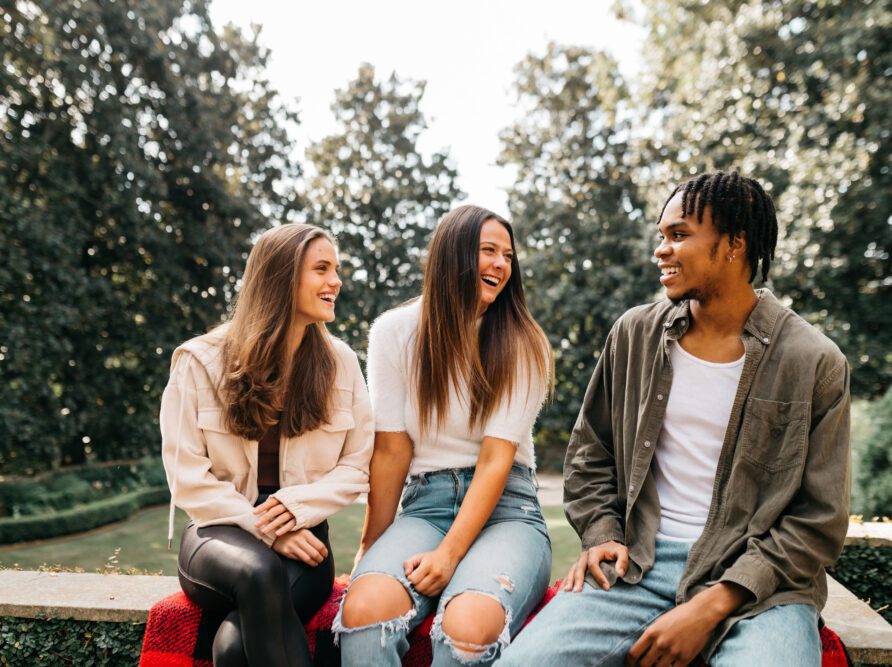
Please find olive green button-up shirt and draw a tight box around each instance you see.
[564,289,851,657]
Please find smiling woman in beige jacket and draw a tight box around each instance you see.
[161,223,373,667]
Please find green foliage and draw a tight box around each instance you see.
[0,0,301,474]
[305,64,463,356]
[0,487,169,544]
[635,0,891,397]
[828,545,892,625]
[854,386,892,518]
[0,457,166,517]
[0,616,144,666]
[499,44,655,463]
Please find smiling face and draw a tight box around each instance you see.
[478,219,513,312]
[655,191,736,305]
[293,237,342,327]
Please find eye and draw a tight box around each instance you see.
[672,232,686,240]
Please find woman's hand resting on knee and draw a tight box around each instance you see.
[273,529,330,565]
[403,546,460,596]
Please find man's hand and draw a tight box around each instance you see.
[563,540,629,592]
[626,582,751,666]
[404,547,459,597]
[253,496,297,537]
[272,529,329,566]
[625,601,712,666]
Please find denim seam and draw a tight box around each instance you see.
[597,610,665,666]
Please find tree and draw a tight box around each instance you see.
[635,0,891,397]
[0,0,300,473]
[499,44,654,465]
[304,64,462,356]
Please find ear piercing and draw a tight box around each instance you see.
[728,255,735,263]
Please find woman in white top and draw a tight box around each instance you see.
[161,224,373,666]
[334,205,553,666]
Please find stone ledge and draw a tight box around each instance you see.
[0,571,889,663]
[0,570,179,623]
[846,521,892,548]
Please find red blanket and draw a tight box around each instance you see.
[139,577,850,666]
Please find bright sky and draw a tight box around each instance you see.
[209,0,645,215]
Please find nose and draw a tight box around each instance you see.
[331,273,343,288]
[493,254,507,269]
[654,237,670,260]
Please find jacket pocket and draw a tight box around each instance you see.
[301,409,355,473]
[739,398,808,473]
[196,409,244,481]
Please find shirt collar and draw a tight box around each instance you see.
[661,288,782,346]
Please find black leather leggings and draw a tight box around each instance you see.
[178,519,334,667]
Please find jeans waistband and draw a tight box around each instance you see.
[409,463,536,486]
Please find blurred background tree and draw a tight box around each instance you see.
[499,44,654,465]
[635,0,891,398]
[0,0,300,473]
[304,64,462,357]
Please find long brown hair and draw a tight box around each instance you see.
[414,205,553,433]
[219,224,337,439]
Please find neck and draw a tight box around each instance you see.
[689,284,758,337]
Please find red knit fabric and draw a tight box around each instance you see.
[139,579,851,666]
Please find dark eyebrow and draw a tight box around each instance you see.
[313,259,339,269]
[658,220,691,230]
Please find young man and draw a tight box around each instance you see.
[499,171,850,666]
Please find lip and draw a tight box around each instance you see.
[481,275,502,288]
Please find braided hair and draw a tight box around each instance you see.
[658,171,778,283]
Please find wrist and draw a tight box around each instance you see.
[436,539,465,563]
[691,583,750,626]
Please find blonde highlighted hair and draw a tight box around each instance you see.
[219,223,337,439]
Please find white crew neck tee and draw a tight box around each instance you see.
[654,340,745,542]
[365,300,548,475]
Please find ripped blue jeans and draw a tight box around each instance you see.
[334,464,552,666]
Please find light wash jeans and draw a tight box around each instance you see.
[497,539,820,666]
[334,465,552,666]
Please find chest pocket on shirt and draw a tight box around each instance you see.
[739,398,808,473]
[196,409,247,482]
[300,409,355,473]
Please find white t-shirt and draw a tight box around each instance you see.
[366,300,548,475]
[654,340,744,541]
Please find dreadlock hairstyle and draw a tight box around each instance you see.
[658,170,778,283]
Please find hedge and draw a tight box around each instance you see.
[829,544,892,624]
[0,458,168,518]
[0,487,170,545]
[0,616,144,666]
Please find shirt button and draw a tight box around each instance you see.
[657,394,664,401]
[629,484,635,493]
[763,337,770,344]
[644,440,651,448]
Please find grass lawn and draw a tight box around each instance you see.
[0,504,581,582]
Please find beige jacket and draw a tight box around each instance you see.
[160,326,374,547]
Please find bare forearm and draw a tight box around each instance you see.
[439,437,516,560]
[688,582,753,628]
[360,432,413,548]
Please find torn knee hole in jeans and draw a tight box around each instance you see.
[431,590,513,665]
[331,572,419,648]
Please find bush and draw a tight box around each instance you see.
[0,458,166,518]
[855,386,892,519]
[828,544,892,625]
[0,617,144,666]
[0,487,169,545]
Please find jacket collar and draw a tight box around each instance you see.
[662,288,783,346]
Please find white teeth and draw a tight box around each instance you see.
[481,275,499,286]
[661,267,679,275]
[319,294,336,303]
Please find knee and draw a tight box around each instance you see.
[213,615,248,667]
[439,592,507,648]
[235,551,286,594]
[340,574,413,628]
